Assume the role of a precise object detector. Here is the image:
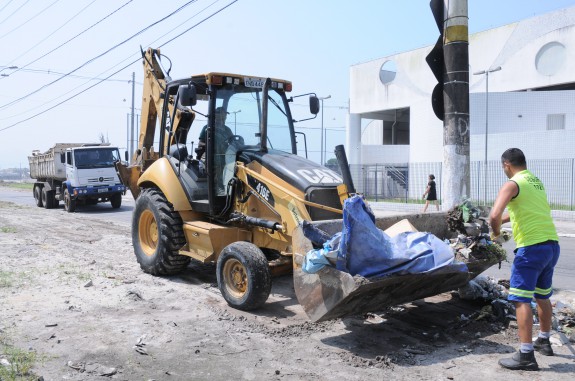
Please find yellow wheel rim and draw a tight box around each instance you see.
[223,258,247,298]
[139,209,158,257]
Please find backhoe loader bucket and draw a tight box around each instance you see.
[292,212,502,322]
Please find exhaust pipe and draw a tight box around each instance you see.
[334,144,356,194]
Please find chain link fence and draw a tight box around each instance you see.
[349,159,575,213]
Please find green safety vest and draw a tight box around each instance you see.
[507,170,558,248]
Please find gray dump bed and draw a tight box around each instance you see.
[28,143,104,181]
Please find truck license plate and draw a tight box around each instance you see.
[98,188,108,193]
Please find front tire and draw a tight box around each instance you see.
[110,193,122,209]
[216,242,271,311]
[132,188,190,275]
[64,188,76,213]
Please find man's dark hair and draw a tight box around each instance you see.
[501,148,526,167]
[429,174,435,180]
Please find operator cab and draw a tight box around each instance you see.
[162,73,317,217]
[115,49,325,216]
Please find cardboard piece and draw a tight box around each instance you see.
[383,219,419,238]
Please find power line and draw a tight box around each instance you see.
[0,60,139,132]
[0,0,16,15]
[2,0,134,79]
[0,0,198,110]
[1,0,229,119]
[0,0,60,41]
[0,68,137,121]
[1,0,225,120]
[6,0,98,65]
[0,0,30,27]
[1,66,139,83]
[144,0,221,48]
[0,1,239,132]
[159,0,238,48]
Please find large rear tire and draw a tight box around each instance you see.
[132,188,190,275]
[110,193,122,209]
[64,188,76,213]
[42,188,54,209]
[216,242,271,311]
[33,185,43,207]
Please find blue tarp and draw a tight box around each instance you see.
[302,195,468,277]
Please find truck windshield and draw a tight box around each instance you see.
[74,148,120,169]
[215,87,295,153]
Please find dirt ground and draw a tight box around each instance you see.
[1,196,575,380]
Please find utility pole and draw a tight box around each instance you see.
[318,95,331,165]
[126,113,130,159]
[428,0,470,210]
[230,109,241,134]
[473,66,502,203]
[130,72,136,162]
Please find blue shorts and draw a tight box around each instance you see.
[508,241,560,303]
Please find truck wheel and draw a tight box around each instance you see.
[132,188,190,275]
[216,242,271,311]
[33,185,43,207]
[110,193,122,209]
[64,189,76,213]
[42,188,54,209]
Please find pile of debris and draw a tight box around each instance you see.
[446,199,507,270]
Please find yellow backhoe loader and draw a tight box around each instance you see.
[117,48,501,322]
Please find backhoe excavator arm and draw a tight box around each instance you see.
[116,47,195,199]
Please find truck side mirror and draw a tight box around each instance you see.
[124,150,128,162]
[60,152,65,163]
[177,84,197,107]
[309,95,320,115]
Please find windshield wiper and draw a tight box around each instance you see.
[267,95,287,117]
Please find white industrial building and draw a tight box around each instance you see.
[346,6,575,205]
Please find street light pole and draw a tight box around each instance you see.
[230,109,241,134]
[318,95,331,165]
[473,66,501,203]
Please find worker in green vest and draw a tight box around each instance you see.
[489,148,560,371]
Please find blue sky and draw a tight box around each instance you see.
[1,0,574,168]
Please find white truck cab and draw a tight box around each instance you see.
[29,143,126,212]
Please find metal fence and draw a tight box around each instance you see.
[350,158,575,211]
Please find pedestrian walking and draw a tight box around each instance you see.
[489,148,560,371]
[422,174,439,212]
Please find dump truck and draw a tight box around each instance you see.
[116,47,502,321]
[29,143,126,212]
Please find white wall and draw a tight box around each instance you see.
[349,6,575,164]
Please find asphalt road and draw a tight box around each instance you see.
[0,186,135,225]
[1,186,573,291]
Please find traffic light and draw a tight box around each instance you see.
[426,0,445,121]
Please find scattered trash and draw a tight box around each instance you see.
[83,280,93,288]
[134,334,149,355]
[301,220,331,248]
[67,360,85,372]
[491,299,516,322]
[67,361,117,376]
[134,345,148,355]
[301,233,340,274]
[127,289,143,300]
[458,275,508,301]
